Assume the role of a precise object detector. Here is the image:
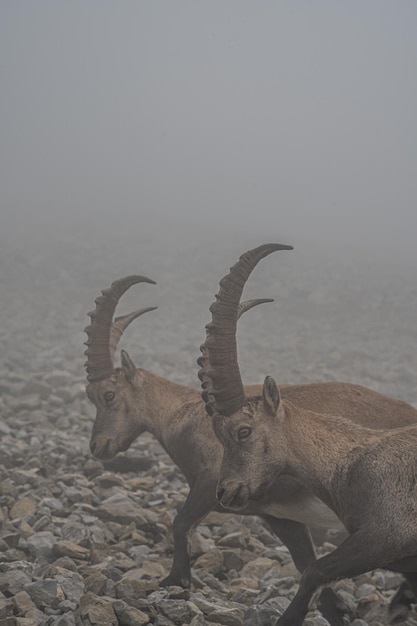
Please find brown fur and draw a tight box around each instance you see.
[215,380,417,625]
[85,257,417,624]
[87,360,417,598]
[197,243,417,624]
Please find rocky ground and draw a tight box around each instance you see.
[1,211,417,625]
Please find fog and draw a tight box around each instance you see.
[1,1,417,256]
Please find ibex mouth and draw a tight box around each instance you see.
[90,437,118,462]
[218,484,250,511]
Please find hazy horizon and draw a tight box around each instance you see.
[1,1,417,258]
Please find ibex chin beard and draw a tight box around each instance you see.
[216,482,250,510]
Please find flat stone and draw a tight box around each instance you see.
[24,578,65,609]
[27,531,55,563]
[9,495,37,519]
[53,539,90,560]
[75,592,118,625]
[112,599,151,625]
[194,549,224,577]
[0,569,32,596]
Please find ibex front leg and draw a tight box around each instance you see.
[276,531,398,626]
[161,477,218,588]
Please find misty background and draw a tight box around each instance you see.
[1,2,417,405]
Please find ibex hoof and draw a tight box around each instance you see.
[318,587,350,626]
[389,605,411,624]
[160,574,191,589]
[389,581,416,624]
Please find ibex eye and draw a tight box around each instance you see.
[238,426,251,440]
[104,391,115,403]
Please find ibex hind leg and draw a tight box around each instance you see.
[275,531,395,626]
[389,573,417,624]
[262,516,348,626]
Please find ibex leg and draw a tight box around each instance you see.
[161,477,218,588]
[262,516,316,572]
[263,516,347,626]
[389,572,417,624]
[275,531,394,626]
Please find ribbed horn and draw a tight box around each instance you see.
[198,243,293,417]
[84,275,156,382]
[109,307,157,362]
[238,298,273,318]
[198,298,273,414]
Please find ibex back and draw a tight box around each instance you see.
[199,243,417,626]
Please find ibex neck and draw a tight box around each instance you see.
[283,404,375,506]
[140,369,200,438]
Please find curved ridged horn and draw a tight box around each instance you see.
[84,275,156,382]
[198,243,293,417]
[237,298,274,318]
[109,307,157,362]
[198,298,273,413]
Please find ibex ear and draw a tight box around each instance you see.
[262,376,281,416]
[121,349,136,384]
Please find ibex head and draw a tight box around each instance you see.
[198,243,293,509]
[84,275,156,461]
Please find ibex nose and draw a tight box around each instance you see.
[216,486,226,502]
[90,437,114,460]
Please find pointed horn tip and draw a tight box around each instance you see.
[111,275,157,289]
[113,306,158,325]
[239,297,274,310]
[270,242,293,251]
[236,242,294,264]
[250,242,294,254]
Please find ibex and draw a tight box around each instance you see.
[84,258,417,626]
[199,243,417,625]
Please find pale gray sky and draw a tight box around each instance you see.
[1,1,417,251]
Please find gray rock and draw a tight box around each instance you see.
[75,592,118,626]
[112,599,150,625]
[193,549,224,577]
[52,569,85,604]
[156,599,193,624]
[27,531,55,563]
[84,572,109,596]
[244,597,291,625]
[114,576,150,605]
[0,569,32,596]
[0,593,14,619]
[95,493,153,527]
[44,370,74,388]
[24,578,65,609]
[49,614,77,626]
